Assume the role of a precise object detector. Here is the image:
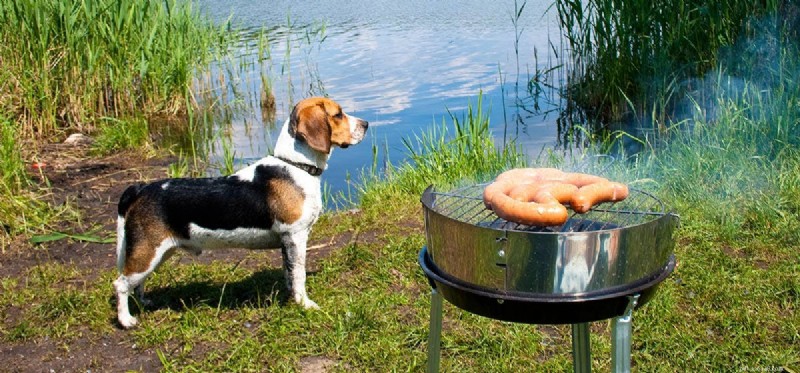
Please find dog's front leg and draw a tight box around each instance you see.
[280,231,320,310]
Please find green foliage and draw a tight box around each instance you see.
[556,0,800,246]
[555,0,789,130]
[218,129,237,176]
[356,94,526,208]
[0,117,29,191]
[0,116,61,248]
[168,152,191,178]
[0,0,232,137]
[91,117,151,155]
[0,2,798,370]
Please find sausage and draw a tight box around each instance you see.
[508,182,578,204]
[486,182,578,226]
[483,168,567,208]
[482,180,513,209]
[482,168,629,226]
[533,183,580,204]
[570,182,629,213]
[561,173,609,187]
[489,192,569,227]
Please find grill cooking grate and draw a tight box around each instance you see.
[429,183,666,233]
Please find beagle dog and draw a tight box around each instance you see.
[113,97,368,329]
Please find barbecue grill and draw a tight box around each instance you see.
[419,183,679,372]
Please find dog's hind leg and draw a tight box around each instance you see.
[133,283,153,307]
[280,231,319,310]
[114,237,178,329]
[114,273,146,329]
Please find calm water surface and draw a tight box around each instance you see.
[195,0,564,202]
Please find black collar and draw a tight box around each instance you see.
[277,156,323,176]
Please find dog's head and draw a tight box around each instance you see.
[288,97,369,154]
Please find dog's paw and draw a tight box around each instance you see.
[299,297,320,310]
[118,315,138,329]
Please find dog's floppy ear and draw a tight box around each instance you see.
[289,102,332,154]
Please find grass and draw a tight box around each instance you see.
[353,94,527,209]
[0,0,234,247]
[0,116,29,191]
[0,115,74,250]
[91,117,153,155]
[0,0,233,138]
[553,0,789,135]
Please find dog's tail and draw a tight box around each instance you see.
[116,184,145,272]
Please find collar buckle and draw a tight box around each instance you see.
[277,157,323,176]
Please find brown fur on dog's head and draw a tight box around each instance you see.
[289,97,359,153]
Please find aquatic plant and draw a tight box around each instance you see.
[0,118,29,191]
[354,94,526,209]
[0,0,233,138]
[0,116,71,250]
[554,0,791,134]
[557,0,800,242]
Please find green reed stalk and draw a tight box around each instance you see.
[0,0,232,137]
[355,94,526,208]
[554,0,783,133]
[218,130,237,176]
[0,118,29,192]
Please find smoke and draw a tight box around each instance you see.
[612,8,800,158]
[676,13,791,122]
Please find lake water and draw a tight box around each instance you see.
[194,0,565,201]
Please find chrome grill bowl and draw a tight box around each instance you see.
[422,184,678,297]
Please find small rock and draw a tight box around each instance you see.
[63,133,93,146]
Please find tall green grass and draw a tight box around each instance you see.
[0,117,29,192]
[650,76,800,241]
[554,0,787,132]
[0,116,68,250]
[356,95,526,208]
[0,0,232,137]
[91,117,152,155]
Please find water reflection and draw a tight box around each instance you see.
[193,0,563,203]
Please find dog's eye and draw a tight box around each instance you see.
[334,112,344,119]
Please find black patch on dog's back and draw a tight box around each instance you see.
[130,164,301,238]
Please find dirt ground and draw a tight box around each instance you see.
[0,142,349,372]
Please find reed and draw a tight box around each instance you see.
[356,94,526,208]
[552,0,800,242]
[554,0,786,133]
[217,128,237,176]
[0,118,29,192]
[0,0,232,138]
[0,116,75,250]
[91,117,152,155]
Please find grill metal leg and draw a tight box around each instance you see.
[611,294,640,373]
[571,322,592,373]
[427,288,443,373]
